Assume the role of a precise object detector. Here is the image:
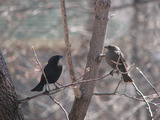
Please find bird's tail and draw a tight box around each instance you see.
[122,73,133,82]
[31,82,44,92]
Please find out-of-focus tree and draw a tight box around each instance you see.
[0,52,24,120]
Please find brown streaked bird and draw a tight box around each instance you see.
[104,45,133,82]
[31,55,63,92]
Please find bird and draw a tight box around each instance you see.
[104,45,133,82]
[31,55,63,92]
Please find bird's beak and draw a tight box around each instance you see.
[104,46,108,49]
[59,56,63,59]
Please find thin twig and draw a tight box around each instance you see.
[112,55,128,74]
[18,88,63,104]
[123,93,159,107]
[114,79,122,93]
[132,82,153,120]
[45,73,112,95]
[48,95,69,120]
[111,53,135,77]
[145,93,160,99]
[94,92,117,95]
[136,67,159,97]
[128,63,135,71]
[60,73,111,89]
[94,79,122,95]
[75,72,85,81]
[32,46,50,91]
[94,91,159,108]
[59,0,81,98]
[75,70,91,81]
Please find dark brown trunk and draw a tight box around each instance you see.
[0,52,24,120]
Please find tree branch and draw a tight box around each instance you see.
[132,82,153,120]
[60,0,81,98]
[136,67,159,96]
[32,46,51,91]
[0,52,24,119]
[48,95,69,120]
[18,72,113,104]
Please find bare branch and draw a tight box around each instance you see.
[112,54,128,74]
[18,89,63,104]
[136,67,160,97]
[48,95,69,120]
[32,46,50,91]
[132,82,153,120]
[19,72,113,104]
[94,79,122,96]
[94,91,159,108]
[59,0,81,98]
[94,81,157,119]
[111,53,134,76]
[146,93,160,100]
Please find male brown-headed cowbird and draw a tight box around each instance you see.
[31,55,63,92]
[104,45,133,82]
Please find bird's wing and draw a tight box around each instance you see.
[115,50,128,67]
[119,52,128,67]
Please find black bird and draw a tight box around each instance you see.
[105,45,133,82]
[31,55,63,92]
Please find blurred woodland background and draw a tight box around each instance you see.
[0,0,160,120]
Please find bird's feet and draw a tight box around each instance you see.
[54,84,60,89]
[56,82,63,87]
[109,69,119,76]
[114,70,119,75]
[96,54,105,63]
[44,90,49,94]
[109,69,114,76]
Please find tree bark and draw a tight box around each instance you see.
[69,0,111,120]
[0,51,24,120]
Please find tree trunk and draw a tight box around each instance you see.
[0,52,24,120]
[69,0,111,120]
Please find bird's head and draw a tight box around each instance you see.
[104,45,120,51]
[48,55,63,65]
